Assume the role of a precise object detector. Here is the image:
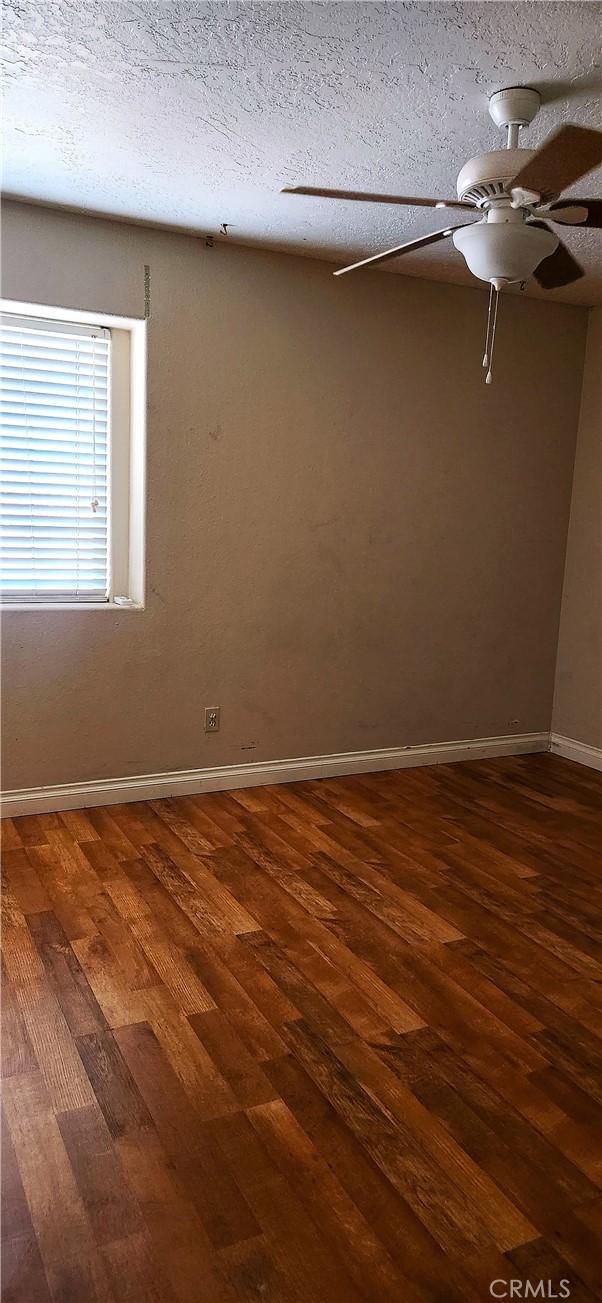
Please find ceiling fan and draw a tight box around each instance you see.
[283,87,602,380]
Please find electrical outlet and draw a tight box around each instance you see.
[204,706,220,733]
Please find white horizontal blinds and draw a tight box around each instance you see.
[0,314,111,601]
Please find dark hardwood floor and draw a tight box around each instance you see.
[2,753,601,1303]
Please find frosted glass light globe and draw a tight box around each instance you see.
[453,222,558,285]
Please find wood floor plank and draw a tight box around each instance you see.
[75,1028,155,1139]
[1,1108,39,1248]
[114,1020,261,1249]
[2,911,46,988]
[1,1235,53,1303]
[282,1017,492,1257]
[2,848,52,915]
[2,754,601,1301]
[2,1072,116,1303]
[332,1029,537,1251]
[57,1102,144,1246]
[71,930,152,1027]
[114,1127,237,1303]
[1,818,25,852]
[101,1229,178,1303]
[247,1096,423,1303]
[382,1023,602,1283]
[264,1050,482,1303]
[1,969,38,1079]
[15,978,98,1112]
[142,985,240,1120]
[184,936,290,1062]
[27,909,108,1038]
[505,1236,596,1303]
[211,1108,367,1303]
[189,1007,280,1108]
[26,842,98,940]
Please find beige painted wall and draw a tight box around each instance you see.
[552,307,602,750]
[0,201,587,790]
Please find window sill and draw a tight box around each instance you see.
[0,601,145,613]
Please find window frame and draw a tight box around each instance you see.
[0,300,146,612]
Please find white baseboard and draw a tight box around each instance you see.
[1,732,549,818]
[549,733,602,772]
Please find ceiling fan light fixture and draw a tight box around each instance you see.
[284,89,600,385]
[452,221,558,285]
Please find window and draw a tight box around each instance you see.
[0,302,146,609]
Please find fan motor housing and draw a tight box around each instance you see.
[456,148,551,205]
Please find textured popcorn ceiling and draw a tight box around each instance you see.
[3,1,602,304]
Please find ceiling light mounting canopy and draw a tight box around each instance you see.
[488,86,542,147]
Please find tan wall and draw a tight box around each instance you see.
[552,307,602,750]
[0,201,587,790]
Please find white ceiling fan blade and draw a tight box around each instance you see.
[542,199,602,228]
[528,224,586,288]
[509,124,602,202]
[282,186,472,210]
[544,204,590,224]
[333,223,474,277]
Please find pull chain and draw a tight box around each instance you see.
[485,285,500,385]
[482,281,494,369]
